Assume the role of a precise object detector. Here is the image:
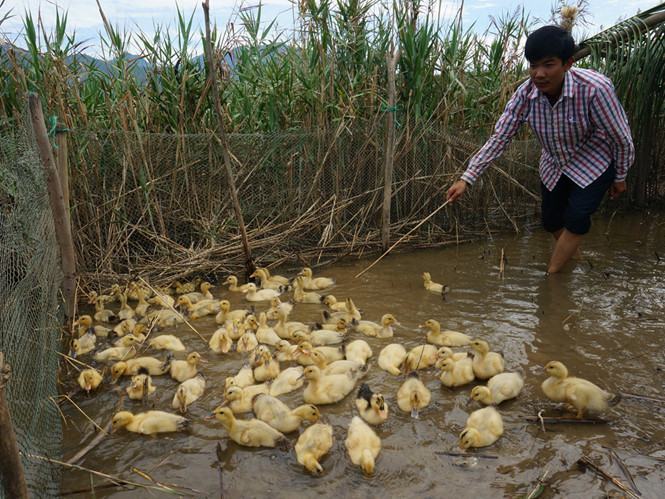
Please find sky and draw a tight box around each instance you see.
[1,0,660,57]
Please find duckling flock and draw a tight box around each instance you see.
[72,268,619,476]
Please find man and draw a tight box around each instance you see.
[446,25,634,273]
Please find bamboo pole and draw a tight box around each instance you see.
[0,352,29,499]
[201,0,255,278]
[381,49,399,251]
[28,93,77,320]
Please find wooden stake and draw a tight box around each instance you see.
[28,93,77,320]
[55,126,70,225]
[381,49,399,251]
[201,1,255,278]
[0,352,29,499]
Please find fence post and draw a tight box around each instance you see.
[28,94,77,320]
[55,126,70,224]
[381,49,400,251]
[0,352,29,499]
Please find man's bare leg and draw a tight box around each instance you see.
[548,229,583,273]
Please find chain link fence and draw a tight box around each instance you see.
[0,114,63,497]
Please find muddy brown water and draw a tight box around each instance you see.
[60,212,665,498]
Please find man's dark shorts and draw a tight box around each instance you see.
[541,166,615,235]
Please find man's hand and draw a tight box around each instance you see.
[609,180,626,200]
[446,180,468,203]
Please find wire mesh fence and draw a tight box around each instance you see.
[0,112,63,498]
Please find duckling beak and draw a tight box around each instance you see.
[204,413,215,420]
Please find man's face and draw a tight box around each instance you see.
[528,56,573,97]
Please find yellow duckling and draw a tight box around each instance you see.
[147,293,175,309]
[252,347,280,382]
[252,313,281,346]
[302,365,361,405]
[112,318,137,338]
[420,319,471,347]
[403,344,439,371]
[118,292,136,321]
[355,384,389,425]
[266,297,294,320]
[211,406,287,448]
[435,346,468,365]
[126,374,156,401]
[438,357,475,388]
[72,330,96,357]
[113,333,145,347]
[252,394,320,433]
[325,298,361,322]
[397,372,431,418]
[169,352,204,382]
[73,315,111,337]
[275,310,310,339]
[214,300,249,324]
[259,267,289,285]
[422,272,448,295]
[127,281,154,301]
[145,309,184,328]
[345,416,381,476]
[94,342,138,362]
[148,334,186,352]
[298,267,335,290]
[295,423,334,475]
[471,372,524,405]
[78,369,102,394]
[133,286,150,318]
[269,366,305,396]
[173,278,201,295]
[309,350,363,376]
[93,297,118,323]
[87,285,120,305]
[303,342,345,363]
[470,339,504,379]
[293,276,322,304]
[249,268,284,290]
[459,407,503,449]
[243,283,281,302]
[275,339,299,362]
[110,356,169,382]
[224,365,255,389]
[112,410,188,435]
[309,327,346,346]
[176,295,219,319]
[353,314,399,339]
[180,281,214,303]
[209,327,233,353]
[223,275,251,293]
[320,294,347,312]
[344,339,373,366]
[223,384,270,414]
[378,343,407,375]
[542,361,619,418]
[172,375,205,413]
[237,331,259,353]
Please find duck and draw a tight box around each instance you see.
[172,278,201,295]
[180,282,215,303]
[94,343,137,362]
[470,339,504,379]
[541,361,618,418]
[127,281,154,301]
[397,372,431,418]
[77,369,102,394]
[223,384,270,414]
[420,319,471,347]
[113,333,145,348]
[471,372,524,405]
[309,327,346,346]
[378,343,407,375]
[126,374,156,401]
[266,297,294,320]
[249,268,284,291]
[259,267,289,285]
[252,394,320,433]
[298,267,335,290]
[215,300,249,324]
[110,356,169,382]
[225,365,255,389]
[223,275,251,293]
[355,384,388,425]
[243,283,281,302]
[309,350,363,376]
[237,331,259,353]
[459,407,503,449]
[345,416,381,476]
[320,294,347,312]
[172,375,205,413]
[209,327,233,353]
[252,347,281,382]
[325,298,361,322]
[118,292,136,321]
[112,318,137,338]
[344,339,373,366]
[72,330,96,356]
[148,334,186,352]
[295,342,344,365]
[295,423,334,474]
[435,346,469,365]
[87,285,121,305]
[211,406,287,448]
[145,309,184,328]
[131,286,150,318]
[112,410,188,435]
[353,314,399,338]
[293,276,322,303]
[147,293,175,309]
[422,272,448,295]
[302,365,361,405]
[73,315,111,337]
[274,310,310,339]
[403,344,438,371]
[176,295,219,319]
[275,340,299,362]
[169,352,204,382]
[269,366,305,396]
[253,313,281,346]
[438,357,475,388]
[93,297,118,323]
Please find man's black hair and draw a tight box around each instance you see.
[524,25,576,63]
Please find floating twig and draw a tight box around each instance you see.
[526,468,550,499]
[605,447,641,496]
[577,456,640,499]
[621,391,665,404]
[435,451,498,459]
[499,247,505,279]
[527,415,607,425]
